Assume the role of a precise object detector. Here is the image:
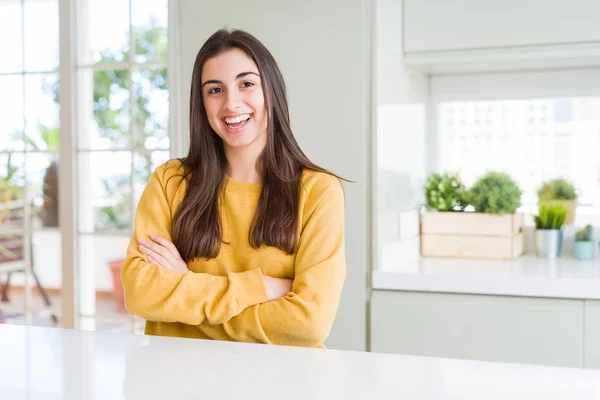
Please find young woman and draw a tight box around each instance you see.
[121,29,346,348]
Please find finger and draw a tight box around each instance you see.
[147,255,160,266]
[149,235,179,256]
[138,238,176,266]
[138,238,164,254]
[139,244,172,270]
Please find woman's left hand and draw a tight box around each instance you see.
[138,234,188,274]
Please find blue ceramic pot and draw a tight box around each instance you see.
[574,241,595,260]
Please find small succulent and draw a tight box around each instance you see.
[534,203,567,230]
[537,179,578,201]
[575,224,594,242]
[467,171,522,214]
[424,172,467,212]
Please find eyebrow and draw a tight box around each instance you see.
[201,71,260,87]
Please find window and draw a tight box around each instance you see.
[438,97,600,214]
[76,0,170,331]
[0,0,172,332]
[0,0,61,325]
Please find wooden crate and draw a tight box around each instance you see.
[420,212,525,260]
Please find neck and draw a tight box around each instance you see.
[224,143,264,184]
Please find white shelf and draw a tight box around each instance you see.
[373,254,600,299]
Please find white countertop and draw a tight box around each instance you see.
[373,255,600,299]
[2,325,600,399]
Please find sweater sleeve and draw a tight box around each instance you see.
[121,163,269,326]
[197,180,347,347]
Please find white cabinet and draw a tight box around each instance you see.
[371,290,585,368]
[403,0,600,54]
[585,300,600,369]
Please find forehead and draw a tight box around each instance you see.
[201,48,259,82]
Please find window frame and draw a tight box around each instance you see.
[429,68,600,228]
[57,0,182,329]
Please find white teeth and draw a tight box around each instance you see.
[225,114,251,124]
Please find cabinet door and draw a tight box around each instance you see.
[584,300,600,369]
[371,290,584,368]
[403,0,600,53]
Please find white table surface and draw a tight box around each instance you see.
[373,255,600,299]
[2,324,600,399]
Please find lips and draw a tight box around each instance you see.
[221,113,252,134]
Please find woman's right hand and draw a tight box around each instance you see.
[263,276,293,301]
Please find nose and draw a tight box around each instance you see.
[224,87,242,111]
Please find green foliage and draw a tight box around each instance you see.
[537,179,577,201]
[48,21,166,231]
[134,20,168,62]
[0,154,24,201]
[424,172,467,211]
[95,177,131,230]
[3,21,167,232]
[24,124,60,151]
[534,203,567,230]
[467,171,522,214]
[575,224,594,242]
[91,20,167,145]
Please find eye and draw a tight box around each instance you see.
[241,81,255,88]
[208,87,222,95]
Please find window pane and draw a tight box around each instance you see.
[0,233,24,276]
[0,75,25,151]
[0,152,26,230]
[78,69,130,150]
[78,152,132,234]
[24,0,59,71]
[132,68,169,150]
[0,1,23,73]
[132,0,168,63]
[438,98,600,208]
[30,229,62,327]
[25,73,60,152]
[78,234,132,318]
[133,150,169,207]
[25,153,59,229]
[82,0,129,65]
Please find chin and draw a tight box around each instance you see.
[222,133,259,149]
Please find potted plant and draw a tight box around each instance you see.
[533,203,566,258]
[424,171,468,212]
[537,179,578,225]
[574,224,595,260]
[467,171,523,215]
[421,171,525,260]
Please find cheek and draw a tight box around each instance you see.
[202,100,222,133]
[251,93,266,119]
[203,98,220,120]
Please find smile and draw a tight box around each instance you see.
[221,113,252,133]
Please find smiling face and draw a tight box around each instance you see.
[200,48,268,154]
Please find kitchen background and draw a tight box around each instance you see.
[1,0,600,369]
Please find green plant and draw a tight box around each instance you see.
[537,179,578,201]
[424,172,467,211]
[0,153,24,202]
[575,224,594,242]
[534,203,567,230]
[467,171,522,214]
[95,177,130,231]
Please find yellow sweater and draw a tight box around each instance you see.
[121,159,346,348]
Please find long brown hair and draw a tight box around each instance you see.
[172,29,343,262]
